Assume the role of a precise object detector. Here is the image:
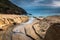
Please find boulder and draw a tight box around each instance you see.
[43,23,60,40]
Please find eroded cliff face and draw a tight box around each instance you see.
[0,0,27,15]
[0,14,29,31]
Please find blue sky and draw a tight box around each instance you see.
[10,0,60,17]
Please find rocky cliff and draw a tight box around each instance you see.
[0,14,29,31]
[0,0,27,15]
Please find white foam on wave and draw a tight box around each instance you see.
[13,17,35,33]
[23,17,35,24]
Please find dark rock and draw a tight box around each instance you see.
[0,0,27,15]
[43,23,60,40]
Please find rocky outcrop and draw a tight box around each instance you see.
[12,33,32,40]
[43,23,60,40]
[0,14,29,40]
[13,15,60,40]
[0,15,60,40]
[12,17,50,40]
[45,15,60,23]
[0,0,27,15]
[0,14,29,31]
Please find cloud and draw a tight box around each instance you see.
[52,1,60,7]
[10,0,60,14]
[27,0,60,7]
[10,0,60,7]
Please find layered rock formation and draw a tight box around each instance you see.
[0,15,60,40]
[12,15,60,40]
[0,14,29,31]
[0,14,29,40]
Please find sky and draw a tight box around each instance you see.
[10,0,60,17]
